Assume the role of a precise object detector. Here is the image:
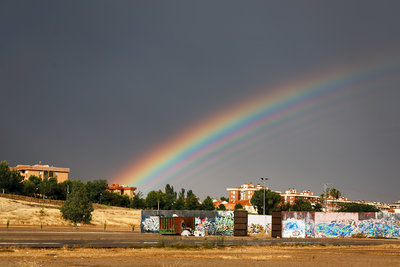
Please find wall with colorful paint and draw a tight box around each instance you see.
[281,212,400,238]
[247,215,272,236]
[141,210,234,236]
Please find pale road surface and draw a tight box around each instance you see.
[0,227,399,248]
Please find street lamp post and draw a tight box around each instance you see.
[261,178,269,215]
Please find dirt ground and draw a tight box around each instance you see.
[0,244,399,267]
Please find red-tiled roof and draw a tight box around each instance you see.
[106,184,137,190]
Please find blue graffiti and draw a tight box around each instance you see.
[315,222,356,237]
[285,221,300,230]
[315,219,400,238]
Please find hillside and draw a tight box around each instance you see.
[0,195,141,229]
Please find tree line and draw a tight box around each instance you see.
[1,160,379,215]
[0,161,221,211]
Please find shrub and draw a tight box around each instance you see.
[60,182,93,224]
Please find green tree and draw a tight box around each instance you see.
[234,203,244,210]
[101,191,130,207]
[291,199,313,211]
[60,182,93,224]
[186,190,195,198]
[280,202,292,211]
[185,194,200,210]
[0,161,23,194]
[131,191,146,209]
[28,175,42,186]
[38,177,53,199]
[337,202,380,212]
[49,181,68,200]
[313,202,323,212]
[220,196,229,202]
[28,175,42,197]
[0,160,11,193]
[85,180,107,203]
[8,170,24,194]
[145,190,160,209]
[329,188,341,199]
[174,195,185,210]
[22,180,36,197]
[201,196,215,210]
[250,189,282,215]
[163,184,176,210]
[217,203,226,211]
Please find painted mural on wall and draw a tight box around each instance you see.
[194,211,234,236]
[247,215,271,235]
[282,212,315,238]
[281,212,400,238]
[142,216,159,233]
[283,218,306,238]
[141,210,234,235]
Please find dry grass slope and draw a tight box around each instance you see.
[0,196,141,229]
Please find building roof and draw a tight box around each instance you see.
[226,183,265,191]
[12,164,70,173]
[106,184,137,190]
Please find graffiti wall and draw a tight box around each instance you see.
[247,215,272,236]
[141,210,234,236]
[282,212,315,238]
[142,216,159,233]
[281,212,400,238]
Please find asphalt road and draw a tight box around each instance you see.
[0,227,399,248]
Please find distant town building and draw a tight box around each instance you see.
[281,189,320,205]
[225,183,358,213]
[226,183,281,213]
[389,201,400,213]
[11,164,69,183]
[227,183,272,203]
[106,184,137,198]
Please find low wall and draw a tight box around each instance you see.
[247,215,272,236]
[281,212,400,238]
[141,210,234,236]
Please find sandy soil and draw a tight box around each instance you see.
[0,244,399,267]
[0,196,141,230]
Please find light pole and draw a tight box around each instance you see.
[261,178,269,215]
[323,183,333,212]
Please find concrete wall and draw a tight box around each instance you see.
[141,210,234,236]
[247,215,272,236]
[282,212,400,238]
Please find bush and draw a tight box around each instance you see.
[60,182,93,224]
[337,202,380,212]
[234,203,243,210]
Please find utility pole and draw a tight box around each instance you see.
[323,183,333,212]
[261,178,269,215]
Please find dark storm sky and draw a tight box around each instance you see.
[1,1,399,203]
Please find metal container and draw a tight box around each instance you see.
[159,217,195,235]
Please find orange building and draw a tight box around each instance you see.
[106,184,137,198]
[11,164,69,183]
[226,183,281,213]
[227,183,266,203]
[281,189,320,205]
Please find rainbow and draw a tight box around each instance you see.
[111,56,400,192]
